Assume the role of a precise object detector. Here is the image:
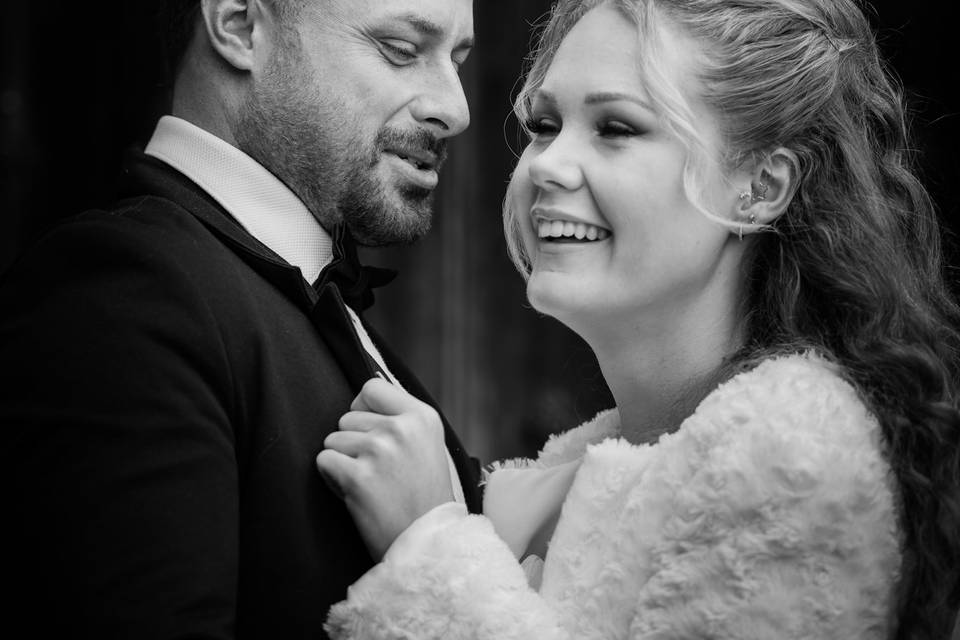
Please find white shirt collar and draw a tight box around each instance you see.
[144,115,333,283]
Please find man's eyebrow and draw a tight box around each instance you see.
[395,13,475,50]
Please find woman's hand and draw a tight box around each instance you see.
[316,377,455,561]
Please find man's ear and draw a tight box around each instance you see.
[199,0,270,72]
[735,147,800,227]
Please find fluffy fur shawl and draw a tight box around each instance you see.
[326,353,902,639]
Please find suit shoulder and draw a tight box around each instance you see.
[68,194,221,253]
[4,195,237,289]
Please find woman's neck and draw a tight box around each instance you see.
[582,299,743,446]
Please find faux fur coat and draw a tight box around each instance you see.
[326,353,903,639]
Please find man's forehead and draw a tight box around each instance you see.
[388,11,475,48]
[325,0,474,44]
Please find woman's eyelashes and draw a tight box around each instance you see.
[524,114,642,139]
[524,116,560,136]
[597,120,639,138]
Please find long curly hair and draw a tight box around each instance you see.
[503,1,960,636]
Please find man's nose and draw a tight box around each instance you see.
[409,63,470,138]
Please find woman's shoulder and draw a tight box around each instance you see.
[716,350,861,407]
[663,351,898,539]
[694,351,880,451]
[601,353,903,639]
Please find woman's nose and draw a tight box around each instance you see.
[527,133,584,192]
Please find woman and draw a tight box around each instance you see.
[317,0,960,637]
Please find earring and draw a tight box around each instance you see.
[740,182,768,203]
[737,213,759,242]
[753,181,769,202]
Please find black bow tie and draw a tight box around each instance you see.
[313,224,397,312]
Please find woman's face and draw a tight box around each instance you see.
[511,4,744,340]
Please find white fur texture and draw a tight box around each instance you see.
[326,353,902,639]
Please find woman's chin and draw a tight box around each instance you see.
[526,276,586,325]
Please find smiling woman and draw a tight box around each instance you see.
[319,0,960,638]
[510,8,744,356]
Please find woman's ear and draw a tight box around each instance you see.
[199,0,270,72]
[736,147,799,228]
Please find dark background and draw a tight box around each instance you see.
[2,2,956,462]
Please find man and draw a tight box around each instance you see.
[3,0,479,637]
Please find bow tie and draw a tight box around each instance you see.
[313,224,397,312]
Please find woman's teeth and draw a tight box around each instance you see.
[537,220,611,241]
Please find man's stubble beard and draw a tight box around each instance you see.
[233,36,436,247]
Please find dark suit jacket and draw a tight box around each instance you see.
[2,150,482,639]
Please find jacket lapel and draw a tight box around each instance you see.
[120,150,318,310]
[120,150,380,386]
[310,282,385,391]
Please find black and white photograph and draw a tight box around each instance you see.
[3,1,958,638]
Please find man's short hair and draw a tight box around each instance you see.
[157,0,308,85]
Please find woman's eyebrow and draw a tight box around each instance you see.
[584,91,653,111]
[532,89,653,112]
[530,89,558,107]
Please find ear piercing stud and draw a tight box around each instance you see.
[753,181,769,202]
[737,213,759,241]
[739,181,768,203]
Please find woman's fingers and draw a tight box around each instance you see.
[338,410,387,433]
[315,448,360,499]
[321,381,454,560]
[351,377,429,416]
[323,430,375,457]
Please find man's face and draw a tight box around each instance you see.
[235,0,474,246]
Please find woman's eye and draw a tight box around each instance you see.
[597,121,638,137]
[381,41,417,63]
[524,117,559,137]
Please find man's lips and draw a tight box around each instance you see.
[381,151,440,190]
[383,147,438,171]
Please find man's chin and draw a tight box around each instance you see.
[343,200,434,247]
[337,169,436,246]
[350,214,433,247]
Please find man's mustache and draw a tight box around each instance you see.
[375,128,448,171]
